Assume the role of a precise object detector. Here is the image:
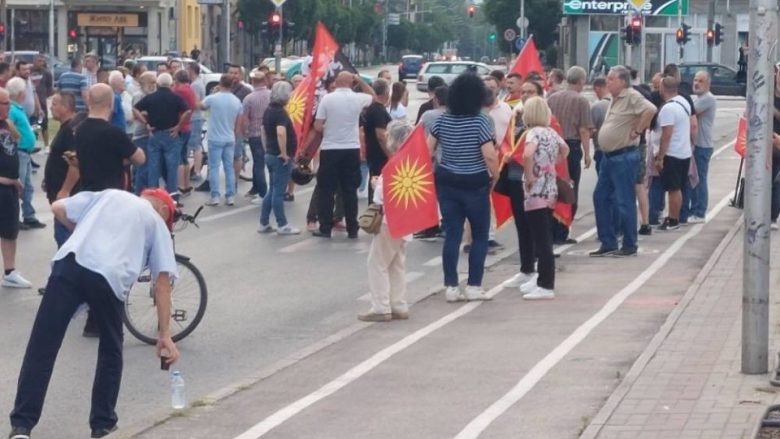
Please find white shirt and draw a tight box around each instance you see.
[316,88,372,150]
[54,190,178,302]
[387,103,407,120]
[488,101,513,143]
[657,95,692,159]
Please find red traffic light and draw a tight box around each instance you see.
[271,13,281,25]
[68,28,78,40]
[467,5,475,17]
[631,17,641,27]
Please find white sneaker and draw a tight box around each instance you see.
[505,272,536,288]
[687,215,705,224]
[519,274,539,293]
[257,224,274,234]
[225,196,235,206]
[277,225,301,235]
[464,285,492,301]
[772,222,779,231]
[445,286,465,303]
[205,197,220,206]
[250,195,262,205]
[2,271,32,289]
[523,286,555,300]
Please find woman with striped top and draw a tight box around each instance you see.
[428,73,499,302]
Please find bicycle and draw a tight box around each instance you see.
[122,206,208,345]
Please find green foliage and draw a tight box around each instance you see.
[482,0,562,51]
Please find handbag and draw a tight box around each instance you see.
[359,204,384,235]
[556,177,576,205]
[493,165,512,196]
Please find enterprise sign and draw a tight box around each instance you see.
[563,0,688,15]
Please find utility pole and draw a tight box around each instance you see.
[519,0,525,39]
[48,0,54,68]
[0,0,5,52]
[275,6,282,75]
[706,0,715,62]
[742,0,777,375]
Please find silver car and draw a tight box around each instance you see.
[416,61,492,92]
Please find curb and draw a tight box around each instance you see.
[123,236,522,438]
[579,215,744,439]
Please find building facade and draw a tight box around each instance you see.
[561,0,750,81]
[3,0,201,67]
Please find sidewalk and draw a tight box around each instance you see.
[581,218,780,439]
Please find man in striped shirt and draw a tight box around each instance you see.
[56,58,89,112]
[82,54,99,88]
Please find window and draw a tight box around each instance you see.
[477,65,490,75]
[711,65,736,82]
[450,64,470,74]
[425,64,449,74]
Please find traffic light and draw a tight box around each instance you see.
[467,5,475,18]
[714,22,723,45]
[488,32,496,42]
[706,27,715,46]
[68,28,78,42]
[676,22,691,45]
[629,15,642,45]
[270,12,282,28]
[283,20,295,37]
[622,24,633,44]
[0,23,5,40]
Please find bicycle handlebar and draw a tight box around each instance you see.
[174,206,204,227]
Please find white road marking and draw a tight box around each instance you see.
[452,191,733,439]
[279,238,317,254]
[423,256,442,267]
[714,139,737,157]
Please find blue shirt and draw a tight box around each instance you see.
[56,71,88,112]
[54,190,178,301]
[111,93,126,131]
[9,102,35,151]
[430,113,494,175]
[202,91,243,143]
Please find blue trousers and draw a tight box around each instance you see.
[681,146,713,221]
[594,148,640,251]
[248,137,268,197]
[10,254,124,432]
[260,154,292,227]
[147,131,181,195]
[18,151,36,221]
[438,183,491,287]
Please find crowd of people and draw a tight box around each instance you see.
[0,48,771,438]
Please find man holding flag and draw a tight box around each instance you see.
[311,71,375,239]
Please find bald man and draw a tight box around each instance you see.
[311,72,375,238]
[67,83,145,337]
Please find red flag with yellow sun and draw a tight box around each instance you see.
[286,75,315,143]
[382,125,439,239]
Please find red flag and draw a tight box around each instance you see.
[493,117,517,229]
[735,115,747,158]
[382,125,439,239]
[510,36,546,85]
[286,75,316,143]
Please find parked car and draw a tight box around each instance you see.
[260,57,304,78]
[416,61,492,91]
[135,56,222,94]
[398,54,424,79]
[4,51,68,81]
[679,62,746,97]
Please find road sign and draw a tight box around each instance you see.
[270,0,287,8]
[387,13,401,25]
[516,17,529,29]
[503,29,516,42]
[515,36,526,50]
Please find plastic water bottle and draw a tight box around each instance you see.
[171,371,186,409]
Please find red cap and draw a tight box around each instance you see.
[141,188,177,231]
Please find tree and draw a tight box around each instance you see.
[482,0,561,51]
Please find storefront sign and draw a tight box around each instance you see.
[77,13,139,27]
[563,0,687,16]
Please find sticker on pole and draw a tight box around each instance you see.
[515,36,526,50]
[270,0,287,7]
[503,29,516,42]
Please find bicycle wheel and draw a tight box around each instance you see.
[123,255,208,345]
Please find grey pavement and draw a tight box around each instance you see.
[0,67,750,439]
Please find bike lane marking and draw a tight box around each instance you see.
[453,190,733,439]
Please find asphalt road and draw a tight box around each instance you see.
[0,65,745,438]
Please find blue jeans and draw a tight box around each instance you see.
[207,140,236,198]
[147,131,181,195]
[53,220,71,248]
[17,151,36,221]
[593,148,640,251]
[132,136,149,194]
[260,154,292,227]
[187,119,204,151]
[438,184,491,287]
[359,161,369,192]
[248,137,268,197]
[681,146,713,220]
[648,176,665,225]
